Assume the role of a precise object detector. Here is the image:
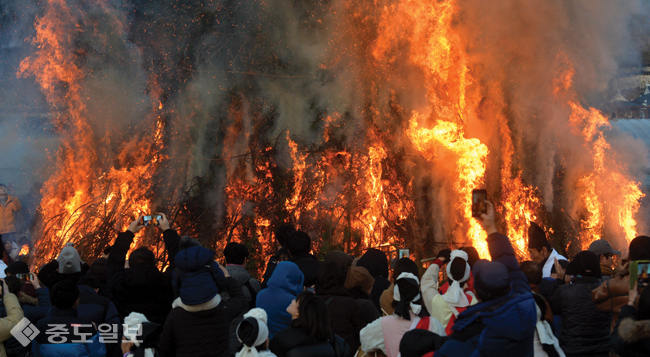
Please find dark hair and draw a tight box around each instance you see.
[275,224,296,248]
[520,261,543,285]
[474,281,510,302]
[318,261,346,290]
[4,276,21,295]
[461,246,480,268]
[277,247,292,262]
[629,236,650,262]
[391,276,423,319]
[78,275,101,290]
[294,291,332,341]
[129,248,156,267]
[50,280,80,309]
[392,258,419,281]
[449,258,467,282]
[224,242,249,265]
[179,236,202,252]
[637,288,650,320]
[103,245,112,256]
[287,231,311,257]
[0,184,6,189]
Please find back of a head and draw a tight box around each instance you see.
[318,261,346,290]
[267,261,305,295]
[528,222,551,251]
[357,248,389,278]
[392,273,423,319]
[449,257,468,282]
[275,224,296,248]
[287,231,311,257]
[50,279,80,310]
[520,261,543,285]
[296,291,332,341]
[224,242,249,265]
[324,250,353,271]
[5,261,29,277]
[90,257,108,282]
[179,236,202,252]
[393,257,419,281]
[129,247,157,268]
[461,246,480,268]
[345,266,374,298]
[629,236,650,262]
[4,276,21,295]
[473,260,510,302]
[566,250,601,279]
[78,274,101,290]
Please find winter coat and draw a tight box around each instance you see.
[317,286,366,351]
[436,233,537,357]
[355,298,381,324]
[0,288,51,323]
[32,307,106,357]
[421,260,478,336]
[173,246,223,305]
[0,293,24,357]
[38,260,90,290]
[269,325,335,357]
[0,195,20,234]
[592,271,629,330]
[549,276,611,355]
[360,312,445,357]
[379,284,395,316]
[611,304,650,357]
[290,254,322,288]
[77,285,121,357]
[107,230,180,324]
[159,277,248,357]
[256,261,304,339]
[357,249,391,311]
[225,264,262,356]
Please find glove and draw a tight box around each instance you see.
[437,249,451,263]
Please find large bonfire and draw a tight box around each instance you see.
[13,0,647,271]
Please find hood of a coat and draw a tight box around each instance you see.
[453,292,536,342]
[267,261,304,296]
[175,246,216,271]
[357,248,389,278]
[619,317,650,343]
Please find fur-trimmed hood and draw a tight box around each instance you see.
[619,317,650,343]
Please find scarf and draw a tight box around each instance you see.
[393,272,423,319]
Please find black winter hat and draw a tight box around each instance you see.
[473,259,510,301]
[357,248,389,278]
[566,251,601,278]
[5,261,29,276]
[399,329,439,357]
[528,222,549,251]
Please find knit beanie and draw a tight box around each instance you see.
[57,243,81,274]
[528,222,549,251]
[566,251,601,278]
[123,312,160,357]
[473,260,510,301]
[236,308,270,357]
[345,266,375,296]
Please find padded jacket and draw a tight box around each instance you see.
[592,270,629,330]
[32,307,106,357]
[0,195,20,234]
[550,276,611,355]
[269,325,336,357]
[317,286,366,351]
[172,246,224,305]
[256,262,304,338]
[611,304,650,357]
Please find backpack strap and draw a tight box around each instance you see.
[325,296,335,305]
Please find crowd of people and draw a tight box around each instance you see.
[0,193,646,356]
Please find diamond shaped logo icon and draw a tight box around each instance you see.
[11,317,40,347]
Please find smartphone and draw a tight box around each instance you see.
[472,189,488,217]
[143,215,162,227]
[630,260,650,291]
[15,273,30,282]
[399,249,410,259]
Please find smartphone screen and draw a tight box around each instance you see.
[15,273,29,282]
[143,215,162,226]
[472,189,488,217]
[399,249,410,259]
[630,260,650,291]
